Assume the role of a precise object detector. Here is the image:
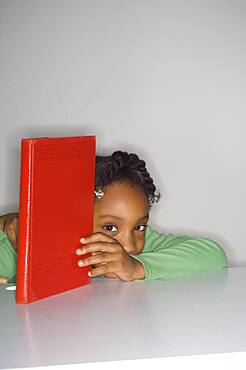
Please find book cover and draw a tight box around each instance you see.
[16,136,96,304]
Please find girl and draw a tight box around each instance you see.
[0,150,228,284]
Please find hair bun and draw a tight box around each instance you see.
[112,151,146,171]
[112,151,129,169]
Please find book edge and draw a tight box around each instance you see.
[16,139,34,304]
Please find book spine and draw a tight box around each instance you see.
[16,140,34,304]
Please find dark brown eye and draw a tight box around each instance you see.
[135,224,147,231]
[103,224,117,232]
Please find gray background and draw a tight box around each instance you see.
[0,0,245,266]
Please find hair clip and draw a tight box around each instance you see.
[148,190,161,206]
[94,186,104,199]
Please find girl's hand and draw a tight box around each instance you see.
[76,232,145,281]
[0,277,8,285]
[0,213,19,250]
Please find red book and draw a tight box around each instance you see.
[16,136,96,304]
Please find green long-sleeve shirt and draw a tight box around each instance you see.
[132,226,228,280]
[0,227,227,282]
[0,230,17,282]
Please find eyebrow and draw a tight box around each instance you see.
[98,214,149,222]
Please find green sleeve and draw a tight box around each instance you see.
[0,230,17,282]
[131,226,228,281]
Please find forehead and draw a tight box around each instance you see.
[94,181,149,219]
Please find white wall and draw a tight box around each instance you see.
[0,0,245,266]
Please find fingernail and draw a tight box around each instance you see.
[76,248,82,255]
[88,271,91,277]
[80,237,86,243]
[77,260,84,267]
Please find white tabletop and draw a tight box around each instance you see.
[1,267,246,369]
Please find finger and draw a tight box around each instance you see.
[14,218,18,247]
[80,232,116,245]
[104,273,118,279]
[0,277,8,284]
[77,252,117,267]
[6,228,17,250]
[89,263,117,278]
[4,217,18,250]
[0,216,4,230]
[76,241,118,256]
[9,231,17,249]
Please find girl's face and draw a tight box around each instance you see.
[93,181,150,255]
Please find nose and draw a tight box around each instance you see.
[118,231,137,255]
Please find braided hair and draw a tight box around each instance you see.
[95,151,160,206]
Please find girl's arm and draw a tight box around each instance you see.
[0,214,18,284]
[0,230,17,283]
[0,213,18,250]
[131,226,228,281]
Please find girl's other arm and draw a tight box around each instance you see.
[0,213,18,284]
[131,226,228,281]
[0,213,18,250]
